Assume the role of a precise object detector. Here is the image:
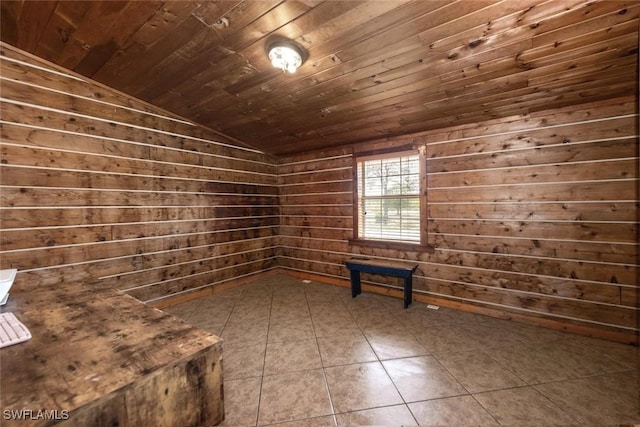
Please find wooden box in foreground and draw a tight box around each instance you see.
[0,280,224,426]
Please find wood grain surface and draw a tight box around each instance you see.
[1,0,637,155]
[0,280,223,426]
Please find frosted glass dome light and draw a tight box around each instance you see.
[268,42,304,74]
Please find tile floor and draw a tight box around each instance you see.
[163,275,640,426]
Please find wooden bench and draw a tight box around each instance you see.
[345,258,419,308]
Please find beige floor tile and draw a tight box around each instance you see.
[309,302,352,318]
[434,350,526,393]
[483,344,578,384]
[264,415,336,427]
[236,293,273,306]
[381,295,414,311]
[267,318,316,343]
[190,318,225,336]
[535,340,631,377]
[271,290,308,301]
[383,356,467,403]
[194,295,237,312]
[563,334,639,369]
[162,300,200,319]
[364,327,429,360]
[272,282,307,293]
[413,325,480,353]
[394,309,449,334]
[485,340,632,385]
[258,369,333,425]
[458,321,525,348]
[352,310,402,331]
[306,293,347,306]
[270,305,311,323]
[225,302,262,319]
[408,395,499,426]
[220,377,261,426]
[416,307,470,325]
[187,305,232,326]
[302,280,335,291]
[264,339,322,375]
[271,295,308,309]
[221,323,269,349]
[325,362,403,413]
[534,371,640,425]
[317,335,377,367]
[269,275,303,287]
[311,315,361,338]
[174,275,635,426]
[226,304,271,326]
[236,299,272,312]
[444,309,494,325]
[310,309,353,322]
[241,287,273,300]
[224,344,265,380]
[312,286,350,296]
[391,305,429,319]
[220,285,243,296]
[345,295,390,314]
[474,386,578,426]
[335,404,417,426]
[506,322,570,344]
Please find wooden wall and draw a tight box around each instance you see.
[0,43,279,304]
[278,96,639,341]
[1,41,638,342]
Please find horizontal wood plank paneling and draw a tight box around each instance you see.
[429,219,636,244]
[0,41,637,342]
[4,1,637,155]
[429,201,638,222]
[277,96,639,337]
[0,43,277,303]
[429,234,636,265]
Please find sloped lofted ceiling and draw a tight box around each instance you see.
[1,0,638,156]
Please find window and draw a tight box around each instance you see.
[351,147,431,251]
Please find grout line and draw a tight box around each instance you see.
[349,300,414,414]
[254,285,274,427]
[198,276,638,425]
[529,387,582,425]
[302,282,339,426]
[468,393,502,426]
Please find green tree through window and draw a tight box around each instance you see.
[357,153,421,242]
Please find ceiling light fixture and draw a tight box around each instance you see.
[268,41,305,74]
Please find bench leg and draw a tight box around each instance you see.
[350,270,362,298]
[403,276,413,308]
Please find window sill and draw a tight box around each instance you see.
[348,238,435,253]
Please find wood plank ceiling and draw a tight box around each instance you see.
[1,0,638,156]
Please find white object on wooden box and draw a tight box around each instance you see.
[0,269,18,306]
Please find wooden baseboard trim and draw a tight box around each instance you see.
[278,268,639,346]
[149,269,281,309]
[151,267,638,346]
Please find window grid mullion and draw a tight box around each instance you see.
[356,152,421,243]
